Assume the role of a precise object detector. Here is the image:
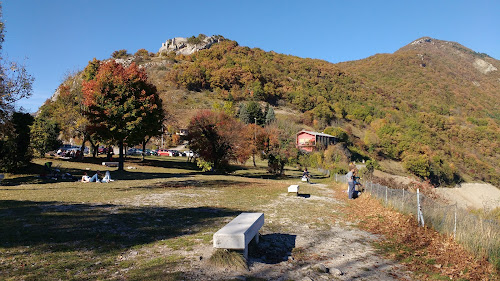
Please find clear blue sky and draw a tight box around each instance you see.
[3,0,499,113]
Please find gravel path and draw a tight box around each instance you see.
[118,181,413,280]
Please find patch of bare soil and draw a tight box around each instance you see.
[119,182,414,280]
[433,183,500,210]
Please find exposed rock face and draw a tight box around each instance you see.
[473,58,498,74]
[158,35,221,55]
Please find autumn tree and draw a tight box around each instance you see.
[187,110,250,172]
[258,120,300,175]
[83,61,162,170]
[111,49,129,59]
[38,72,95,160]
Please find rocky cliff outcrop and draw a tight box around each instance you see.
[158,35,222,55]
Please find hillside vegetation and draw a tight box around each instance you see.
[42,37,500,186]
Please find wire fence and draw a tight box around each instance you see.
[330,171,500,267]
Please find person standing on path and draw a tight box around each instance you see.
[346,167,356,199]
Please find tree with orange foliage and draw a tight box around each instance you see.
[82,60,162,170]
[187,110,251,172]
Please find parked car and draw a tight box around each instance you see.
[169,150,180,157]
[144,149,157,156]
[127,148,143,155]
[98,146,114,155]
[157,149,170,156]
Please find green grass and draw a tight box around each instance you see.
[0,155,334,280]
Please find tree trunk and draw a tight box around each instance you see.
[79,134,87,161]
[118,140,124,171]
[141,140,146,162]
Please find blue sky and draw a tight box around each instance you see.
[3,0,499,112]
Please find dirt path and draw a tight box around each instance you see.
[116,181,413,280]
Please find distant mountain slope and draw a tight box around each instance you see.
[41,36,500,186]
[157,37,499,186]
[339,37,500,120]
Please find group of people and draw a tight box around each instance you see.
[81,171,114,183]
[346,167,362,199]
[57,149,81,159]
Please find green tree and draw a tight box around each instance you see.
[265,105,276,124]
[83,61,162,170]
[403,154,430,179]
[0,112,34,171]
[38,73,95,160]
[240,101,264,125]
[30,117,62,158]
[82,58,100,81]
[323,127,348,142]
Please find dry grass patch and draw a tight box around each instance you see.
[332,184,499,280]
[209,249,248,270]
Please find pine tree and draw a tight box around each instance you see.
[238,102,250,124]
[265,105,276,125]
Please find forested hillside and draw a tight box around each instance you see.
[41,37,500,186]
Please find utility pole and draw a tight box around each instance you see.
[253,117,257,167]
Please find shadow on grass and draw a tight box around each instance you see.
[0,157,201,186]
[249,233,296,264]
[142,179,255,189]
[0,200,240,252]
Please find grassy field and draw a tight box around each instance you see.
[1,156,497,280]
[0,156,326,280]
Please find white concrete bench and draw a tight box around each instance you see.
[102,162,119,167]
[288,184,299,194]
[213,212,264,259]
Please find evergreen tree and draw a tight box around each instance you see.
[265,105,276,124]
[238,102,250,124]
[245,101,264,126]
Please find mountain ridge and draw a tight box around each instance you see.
[40,35,500,186]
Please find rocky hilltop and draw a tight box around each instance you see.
[158,35,223,55]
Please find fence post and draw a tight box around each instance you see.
[402,188,405,209]
[417,188,425,227]
[335,173,337,182]
[454,203,457,239]
[385,186,388,205]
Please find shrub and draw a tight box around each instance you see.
[134,48,150,58]
[111,49,130,59]
[403,154,430,179]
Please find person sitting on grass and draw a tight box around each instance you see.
[81,172,91,182]
[81,171,101,183]
[101,171,114,183]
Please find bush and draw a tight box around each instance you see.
[111,49,130,59]
[134,48,150,58]
[403,154,430,179]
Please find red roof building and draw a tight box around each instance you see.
[296,130,337,152]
